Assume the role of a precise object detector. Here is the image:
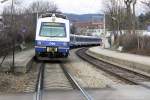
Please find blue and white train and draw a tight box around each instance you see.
[70,34,101,47]
[35,13,70,58]
[35,13,101,59]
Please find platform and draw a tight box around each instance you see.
[87,47,150,75]
[0,93,34,100]
[1,84,150,100]
[0,49,34,73]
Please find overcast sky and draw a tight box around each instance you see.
[0,0,147,15]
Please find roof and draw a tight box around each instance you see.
[73,21,104,29]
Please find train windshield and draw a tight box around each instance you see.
[39,22,66,37]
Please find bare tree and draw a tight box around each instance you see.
[1,1,58,72]
[132,0,137,34]
[2,0,58,41]
[141,0,150,11]
[28,1,58,14]
[104,0,127,45]
[23,1,58,41]
[124,0,133,33]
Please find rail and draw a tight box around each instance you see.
[60,64,93,100]
[35,63,44,100]
[76,48,150,87]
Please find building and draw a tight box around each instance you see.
[73,21,104,36]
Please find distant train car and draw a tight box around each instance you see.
[70,34,101,47]
[35,13,70,59]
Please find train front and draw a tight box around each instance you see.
[35,13,70,59]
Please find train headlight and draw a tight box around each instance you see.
[52,14,56,22]
[37,41,42,45]
[63,42,68,46]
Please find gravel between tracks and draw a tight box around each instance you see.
[64,49,127,88]
[0,61,39,94]
[44,63,73,90]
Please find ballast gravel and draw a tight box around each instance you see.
[64,49,126,88]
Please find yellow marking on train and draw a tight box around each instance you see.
[47,47,58,52]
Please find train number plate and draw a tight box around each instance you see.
[47,47,57,52]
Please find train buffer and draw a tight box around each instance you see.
[0,49,34,73]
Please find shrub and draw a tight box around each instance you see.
[119,34,138,51]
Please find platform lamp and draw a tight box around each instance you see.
[1,0,15,72]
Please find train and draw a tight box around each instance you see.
[35,13,101,59]
[70,34,101,47]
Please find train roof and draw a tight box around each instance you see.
[39,12,68,19]
[70,34,100,39]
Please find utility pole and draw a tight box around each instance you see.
[103,14,106,35]
[11,0,15,72]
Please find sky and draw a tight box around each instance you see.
[0,0,147,15]
[51,0,103,14]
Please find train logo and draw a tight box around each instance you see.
[49,42,56,46]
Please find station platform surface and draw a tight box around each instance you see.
[0,49,34,73]
[87,47,150,75]
[0,93,34,100]
[1,84,150,100]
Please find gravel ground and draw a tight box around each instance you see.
[64,49,126,89]
[0,61,39,94]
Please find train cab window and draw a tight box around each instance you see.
[39,22,66,37]
[76,37,80,41]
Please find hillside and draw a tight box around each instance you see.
[65,13,104,22]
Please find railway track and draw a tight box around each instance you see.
[35,63,44,100]
[60,63,93,100]
[44,63,72,90]
[35,61,93,100]
[76,48,150,86]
